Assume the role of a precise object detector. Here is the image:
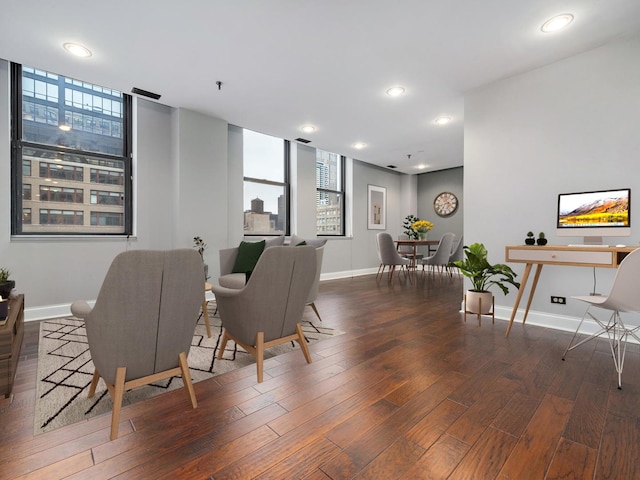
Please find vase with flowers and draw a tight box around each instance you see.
[412,220,434,240]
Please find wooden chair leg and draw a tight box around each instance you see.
[110,366,126,441]
[256,332,265,383]
[217,330,229,359]
[178,351,197,409]
[296,323,312,364]
[201,299,212,338]
[88,370,101,398]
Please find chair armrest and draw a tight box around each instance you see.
[219,247,238,276]
[71,300,93,319]
[210,284,245,299]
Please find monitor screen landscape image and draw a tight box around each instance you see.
[558,189,630,229]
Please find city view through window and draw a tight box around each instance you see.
[13,65,131,235]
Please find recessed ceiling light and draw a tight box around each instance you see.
[541,14,574,33]
[386,86,405,97]
[63,42,92,58]
[353,142,366,149]
[416,164,427,169]
[300,124,316,133]
[434,116,451,125]
[58,125,71,132]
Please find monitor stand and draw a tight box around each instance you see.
[583,236,604,245]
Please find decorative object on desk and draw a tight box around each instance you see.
[525,231,536,245]
[536,232,548,246]
[452,243,520,317]
[35,307,344,434]
[367,184,387,230]
[412,220,434,240]
[403,214,420,240]
[193,236,209,279]
[434,191,458,217]
[0,268,15,300]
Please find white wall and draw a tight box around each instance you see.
[464,34,640,331]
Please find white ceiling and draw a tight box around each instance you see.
[1,1,640,174]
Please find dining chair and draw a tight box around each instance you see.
[447,235,464,276]
[421,232,455,277]
[376,232,412,284]
[562,248,640,389]
[397,233,424,265]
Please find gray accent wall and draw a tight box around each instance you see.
[417,167,463,247]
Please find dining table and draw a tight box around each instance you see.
[395,238,440,275]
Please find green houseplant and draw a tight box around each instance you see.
[0,268,15,299]
[452,243,520,314]
[402,215,420,240]
[536,232,548,246]
[525,231,536,245]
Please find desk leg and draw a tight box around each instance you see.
[505,263,532,337]
[202,300,212,338]
[522,264,543,325]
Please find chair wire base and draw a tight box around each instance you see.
[562,308,640,389]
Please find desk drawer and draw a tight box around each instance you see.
[507,248,613,266]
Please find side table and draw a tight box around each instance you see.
[0,294,24,398]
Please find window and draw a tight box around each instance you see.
[11,63,132,235]
[316,149,345,235]
[243,129,289,235]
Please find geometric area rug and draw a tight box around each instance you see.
[34,303,343,435]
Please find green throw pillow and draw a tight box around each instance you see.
[295,241,307,246]
[232,240,266,278]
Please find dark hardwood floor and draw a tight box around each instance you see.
[2,272,640,479]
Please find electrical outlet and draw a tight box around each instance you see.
[551,296,566,305]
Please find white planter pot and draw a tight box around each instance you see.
[465,290,493,314]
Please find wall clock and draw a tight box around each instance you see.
[433,192,458,217]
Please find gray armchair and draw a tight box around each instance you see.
[218,236,327,323]
[71,249,204,440]
[211,245,317,383]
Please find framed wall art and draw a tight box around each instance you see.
[367,184,386,230]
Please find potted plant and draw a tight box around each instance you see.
[412,220,434,240]
[452,243,520,314]
[536,232,548,246]
[0,268,15,300]
[403,215,420,240]
[193,236,209,279]
[525,231,536,245]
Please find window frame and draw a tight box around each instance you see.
[242,130,290,236]
[10,62,133,236]
[316,151,346,236]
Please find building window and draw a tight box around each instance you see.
[39,209,84,226]
[90,190,123,206]
[39,186,84,203]
[243,129,289,235]
[316,149,345,236]
[11,63,132,235]
[91,211,124,226]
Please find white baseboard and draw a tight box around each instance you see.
[25,301,95,323]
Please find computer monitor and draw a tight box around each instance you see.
[557,188,631,245]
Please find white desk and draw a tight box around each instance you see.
[504,245,637,337]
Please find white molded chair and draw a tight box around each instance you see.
[376,233,411,284]
[421,233,455,276]
[562,248,640,389]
